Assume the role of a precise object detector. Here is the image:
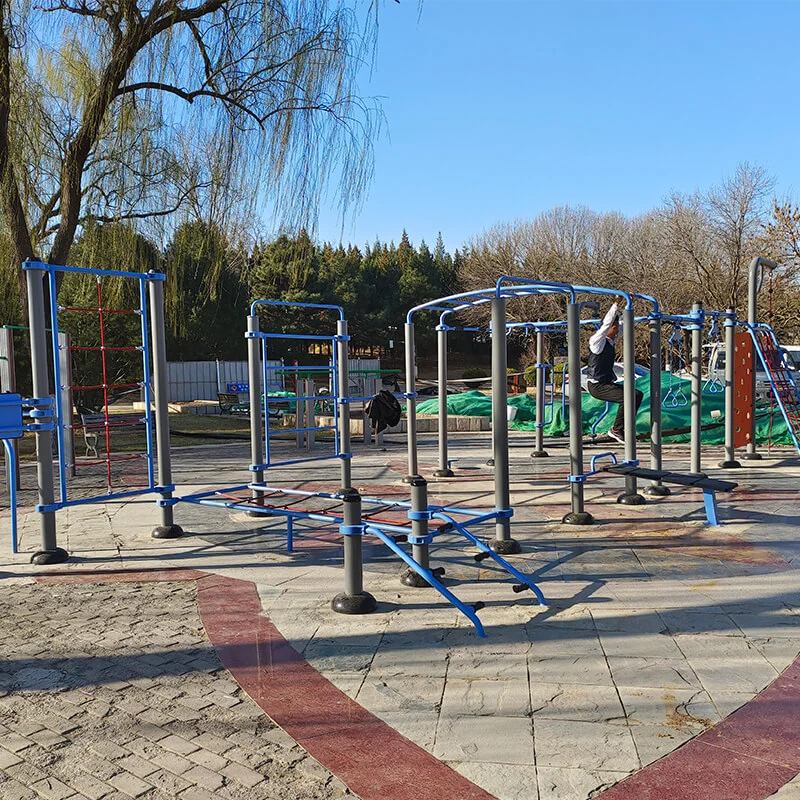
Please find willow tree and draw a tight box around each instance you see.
[0,0,382,310]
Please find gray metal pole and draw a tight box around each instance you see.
[26,264,67,564]
[246,314,265,509]
[531,324,548,458]
[148,275,183,539]
[562,301,593,525]
[337,319,353,492]
[719,309,741,469]
[744,256,778,460]
[689,302,705,476]
[490,297,520,552]
[434,326,454,477]
[331,492,376,614]
[645,315,669,496]
[401,477,445,585]
[618,304,644,505]
[404,321,420,481]
[305,377,314,452]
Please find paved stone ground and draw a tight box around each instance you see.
[2,432,800,800]
[0,579,354,800]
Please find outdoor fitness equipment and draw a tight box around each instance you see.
[176,298,547,637]
[19,261,181,565]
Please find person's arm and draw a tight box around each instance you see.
[588,302,619,354]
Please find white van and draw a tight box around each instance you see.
[707,342,799,402]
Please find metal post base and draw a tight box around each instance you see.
[644,484,671,497]
[432,468,455,478]
[401,566,445,587]
[402,474,423,484]
[246,510,265,518]
[530,450,549,458]
[338,486,360,496]
[331,592,377,614]
[562,511,594,525]
[490,538,521,555]
[152,524,184,539]
[688,472,708,479]
[718,460,742,469]
[485,458,494,467]
[741,453,762,461]
[30,547,69,565]
[617,493,646,505]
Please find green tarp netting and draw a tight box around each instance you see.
[414,375,794,445]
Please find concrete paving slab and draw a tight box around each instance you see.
[433,715,534,764]
[441,678,530,717]
[533,719,639,771]
[529,683,626,724]
[453,761,540,800]
[537,767,633,800]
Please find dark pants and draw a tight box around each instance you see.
[587,381,644,433]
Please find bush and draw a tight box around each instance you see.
[462,366,489,388]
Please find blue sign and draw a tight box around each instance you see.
[227,382,249,393]
[0,394,24,439]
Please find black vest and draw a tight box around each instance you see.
[587,339,616,384]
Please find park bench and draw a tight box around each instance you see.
[217,392,250,415]
[603,464,737,526]
[79,411,146,458]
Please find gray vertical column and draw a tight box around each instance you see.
[719,309,741,469]
[562,301,594,525]
[401,477,445,586]
[689,302,705,476]
[305,377,315,452]
[531,324,548,458]
[618,304,645,505]
[337,319,353,492]
[26,264,68,564]
[744,257,777,460]
[331,492,376,614]
[404,321,420,481]
[434,325,454,477]
[645,315,670,496]
[246,314,265,510]
[490,297,520,552]
[148,275,183,539]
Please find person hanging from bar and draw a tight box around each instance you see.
[586,297,643,445]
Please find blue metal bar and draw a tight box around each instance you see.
[264,365,334,372]
[269,425,337,436]
[22,261,162,281]
[253,332,338,342]
[179,483,253,502]
[571,285,632,309]
[364,523,486,637]
[45,486,164,510]
[3,438,17,553]
[434,512,547,606]
[138,279,156,489]
[331,329,341,457]
[261,336,272,468]
[495,277,576,301]
[589,451,618,474]
[253,454,344,470]
[703,491,719,526]
[47,269,68,505]
[251,298,345,319]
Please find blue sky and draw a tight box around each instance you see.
[315,0,799,253]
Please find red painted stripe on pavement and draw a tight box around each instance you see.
[36,567,205,584]
[597,657,800,800]
[195,573,498,800]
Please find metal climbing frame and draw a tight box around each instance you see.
[177,298,547,636]
[21,261,180,564]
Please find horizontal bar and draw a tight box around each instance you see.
[255,332,336,342]
[70,382,141,390]
[251,298,344,319]
[269,425,336,436]
[23,261,163,281]
[50,487,160,510]
[264,365,334,372]
[67,345,141,352]
[263,454,343,469]
[76,454,146,466]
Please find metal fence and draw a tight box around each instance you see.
[166,358,381,402]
